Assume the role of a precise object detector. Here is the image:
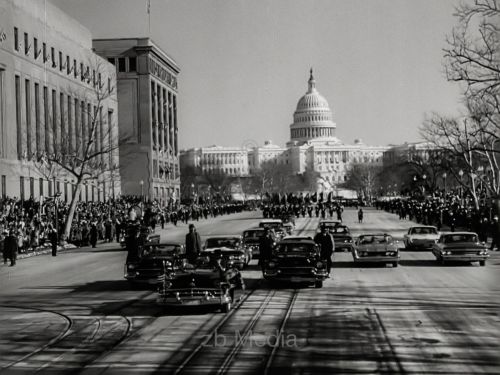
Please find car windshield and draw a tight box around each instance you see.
[243,231,264,239]
[277,243,315,253]
[143,244,180,257]
[443,234,478,243]
[359,235,391,244]
[331,226,349,234]
[411,227,437,235]
[206,238,239,248]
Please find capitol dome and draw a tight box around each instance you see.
[289,69,338,146]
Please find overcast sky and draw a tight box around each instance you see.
[51,0,466,150]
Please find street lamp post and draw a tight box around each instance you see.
[422,174,427,195]
[458,169,464,205]
[139,180,144,203]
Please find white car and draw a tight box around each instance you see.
[404,226,439,250]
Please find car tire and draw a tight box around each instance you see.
[314,280,323,288]
[479,260,486,267]
[439,258,445,266]
[392,262,398,268]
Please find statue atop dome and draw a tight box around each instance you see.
[308,67,316,93]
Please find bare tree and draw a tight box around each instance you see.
[421,0,500,207]
[342,163,382,202]
[33,58,120,241]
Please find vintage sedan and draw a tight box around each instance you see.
[204,235,251,268]
[317,219,342,233]
[157,252,245,313]
[352,233,400,267]
[263,236,328,288]
[124,242,185,285]
[404,226,439,250]
[432,232,488,266]
[330,224,354,252]
[242,227,265,259]
[258,219,286,240]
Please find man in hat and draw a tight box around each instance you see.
[313,225,335,276]
[4,229,18,266]
[185,223,202,264]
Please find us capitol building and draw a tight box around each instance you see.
[181,69,389,191]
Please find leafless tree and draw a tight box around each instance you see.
[421,0,500,208]
[32,58,120,241]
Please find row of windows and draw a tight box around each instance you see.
[295,114,331,123]
[152,159,177,180]
[14,74,116,167]
[152,186,179,201]
[292,127,335,138]
[107,56,136,73]
[151,79,178,154]
[15,176,109,202]
[201,167,245,175]
[13,27,112,90]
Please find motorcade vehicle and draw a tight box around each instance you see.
[124,242,185,285]
[203,235,251,269]
[330,224,354,252]
[157,251,245,313]
[242,227,265,259]
[121,221,160,250]
[262,236,328,288]
[283,222,295,236]
[258,219,285,240]
[404,226,439,250]
[317,219,342,233]
[351,233,400,267]
[431,232,489,266]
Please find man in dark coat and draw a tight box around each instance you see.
[185,223,202,264]
[4,229,18,266]
[48,225,58,257]
[90,223,98,248]
[313,226,334,276]
[259,228,275,269]
[1,230,7,265]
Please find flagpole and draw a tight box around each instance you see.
[147,0,151,36]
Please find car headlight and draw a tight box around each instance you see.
[385,252,393,256]
[434,239,439,243]
[127,264,136,270]
[267,261,276,268]
[316,261,324,268]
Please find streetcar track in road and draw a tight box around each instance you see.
[171,287,274,375]
[0,290,149,372]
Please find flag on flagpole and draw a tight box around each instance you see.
[147,0,151,14]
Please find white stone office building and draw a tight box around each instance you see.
[0,0,119,201]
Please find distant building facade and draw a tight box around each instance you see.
[93,38,180,204]
[383,141,438,167]
[0,0,119,202]
[181,146,249,177]
[181,69,388,191]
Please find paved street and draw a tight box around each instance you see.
[1,208,499,374]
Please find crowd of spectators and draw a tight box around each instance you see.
[375,189,499,250]
[0,195,251,260]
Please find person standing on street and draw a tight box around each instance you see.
[90,223,98,248]
[4,229,19,266]
[358,208,364,223]
[185,223,202,264]
[313,226,334,276]
[49,225,58,257]
[259,227,275,270]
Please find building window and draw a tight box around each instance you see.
[15,75,22,160]
[1,175,5,198]
[107,57,115,65]
[34,83,40,155]
[14,27,19,51]
[25,79,31,159]
[42,43,47,62]
[59,51,63,71]
[43,86,49,152]
[129,57,137,72]
[80,62,84,81]
[52,89,57,154]
[29,177,34,197]
[118,58,126,72]
[64,181,68,202]
[51,47,56,68]
[20,176,25,200]
[39,178,44,197]
[73,59,77,78]
[34,37,39,59]
[66,55,70,74]
[24,32,29,55]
